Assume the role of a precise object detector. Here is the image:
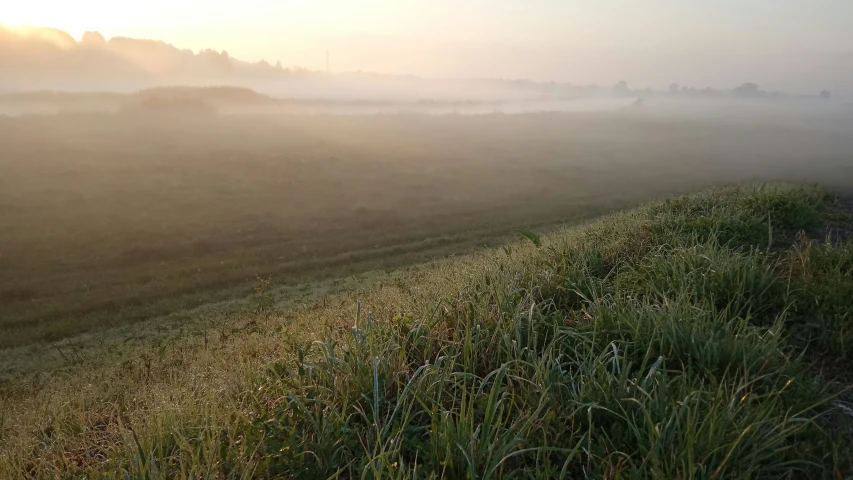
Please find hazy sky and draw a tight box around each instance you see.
[5,0,853,93]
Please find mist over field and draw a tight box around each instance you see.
[0,24,852,344]
[2,90,852,345]
[2,5,853,477]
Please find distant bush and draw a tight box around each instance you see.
[136,86,272,104]
[120,96,216,116]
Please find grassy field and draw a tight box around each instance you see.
[2,110,853,348]
[1,184,852,478]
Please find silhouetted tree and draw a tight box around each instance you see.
[820,90,831,99]
[81,31,106,46]
[732,83,766,98]
[613,80,630,96]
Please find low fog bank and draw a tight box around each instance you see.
[1,86,850,125]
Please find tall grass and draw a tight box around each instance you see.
[3,184,852,478]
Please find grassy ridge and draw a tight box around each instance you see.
[2,185,852,478]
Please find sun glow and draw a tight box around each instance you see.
[2,2,139,40]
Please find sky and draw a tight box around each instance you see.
[4,0,852,93]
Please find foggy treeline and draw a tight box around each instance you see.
[1,25,844,103]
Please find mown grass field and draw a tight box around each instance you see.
[2,111,853,348]
[1,184,852,478]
